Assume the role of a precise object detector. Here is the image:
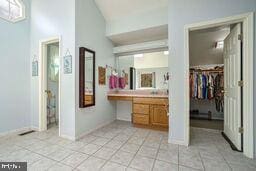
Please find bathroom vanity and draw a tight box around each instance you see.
[108,91,169,130]
[108,51,170,130]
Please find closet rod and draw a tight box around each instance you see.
[190,69,223,73]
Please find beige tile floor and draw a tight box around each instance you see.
[0,121,255,171]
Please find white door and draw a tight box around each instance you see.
[223,23,242,151]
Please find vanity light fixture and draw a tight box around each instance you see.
[134,54,143,58]
[164,51,169,55]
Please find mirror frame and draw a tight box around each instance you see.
[79,47,95,108]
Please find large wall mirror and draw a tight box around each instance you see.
[79,47,95,108]
[117,51,169,90]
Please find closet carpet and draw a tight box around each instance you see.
[0,120,255,171]
[190,118,224,130]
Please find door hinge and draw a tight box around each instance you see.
[238,80,244,87]
[238,34,243,41]
[239,127,244,133]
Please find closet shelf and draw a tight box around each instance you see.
[190,68,223,73]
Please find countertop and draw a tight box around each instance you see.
[107,90,168,99]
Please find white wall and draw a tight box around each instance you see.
[168,0,256,156]
[30,0,76,139]
[116,101,132,121]
[0,0,30,134]
[75,0,116,138]
[106,7,168,37]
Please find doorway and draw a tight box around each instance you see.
[189,23,242,150]
[46,42,60,129]
[184,13,254,158]
[39,37,61,132]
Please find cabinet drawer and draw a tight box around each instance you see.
[133,97,168,105]
[133,104,149,114]
[133,114,149,125]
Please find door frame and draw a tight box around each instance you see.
[184,12,254,158]
[39,36,62,136]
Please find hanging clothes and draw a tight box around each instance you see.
[214,73,224,112]
[197,74,203,99]
[190,68,224,114]
[208,74,215,99]
[202,74,208,99]
[193,73,198,98]
[190,73,194,98]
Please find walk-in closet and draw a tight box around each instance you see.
[189,26,229,131]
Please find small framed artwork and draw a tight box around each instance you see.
[140,72,156,88]
[98,66,106,85]
[32,61,38,76]
[64,55,72,74]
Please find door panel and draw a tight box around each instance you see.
[223,23,242,150]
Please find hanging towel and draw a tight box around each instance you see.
[109,75,118,89]
[119,77,126,89]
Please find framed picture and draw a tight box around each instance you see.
[32,61,38,76]
[98,66,106,85]
[64,55,72,74]
[140,72,156,88]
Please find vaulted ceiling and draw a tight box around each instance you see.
[94,0,168,22]
[94,0,168,46]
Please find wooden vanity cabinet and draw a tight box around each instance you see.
[150,105,169,127]
[132,97,168,128]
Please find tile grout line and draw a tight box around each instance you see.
[151,134,164,171]
[75,125,139,170]
[212,138,233,170]
[127,130,150,171]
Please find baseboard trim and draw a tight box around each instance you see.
[0,127,31,137]
[30,126,39,131]
[60,134,76,141]
[75,119,115,140]
[168,138,188,146]
[116,117,131,122]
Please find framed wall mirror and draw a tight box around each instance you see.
[79,47,95,108]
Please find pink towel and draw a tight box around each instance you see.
[119,77,126,89]
[109,75,118,89]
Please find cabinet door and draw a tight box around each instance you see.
[150,105,168,127]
